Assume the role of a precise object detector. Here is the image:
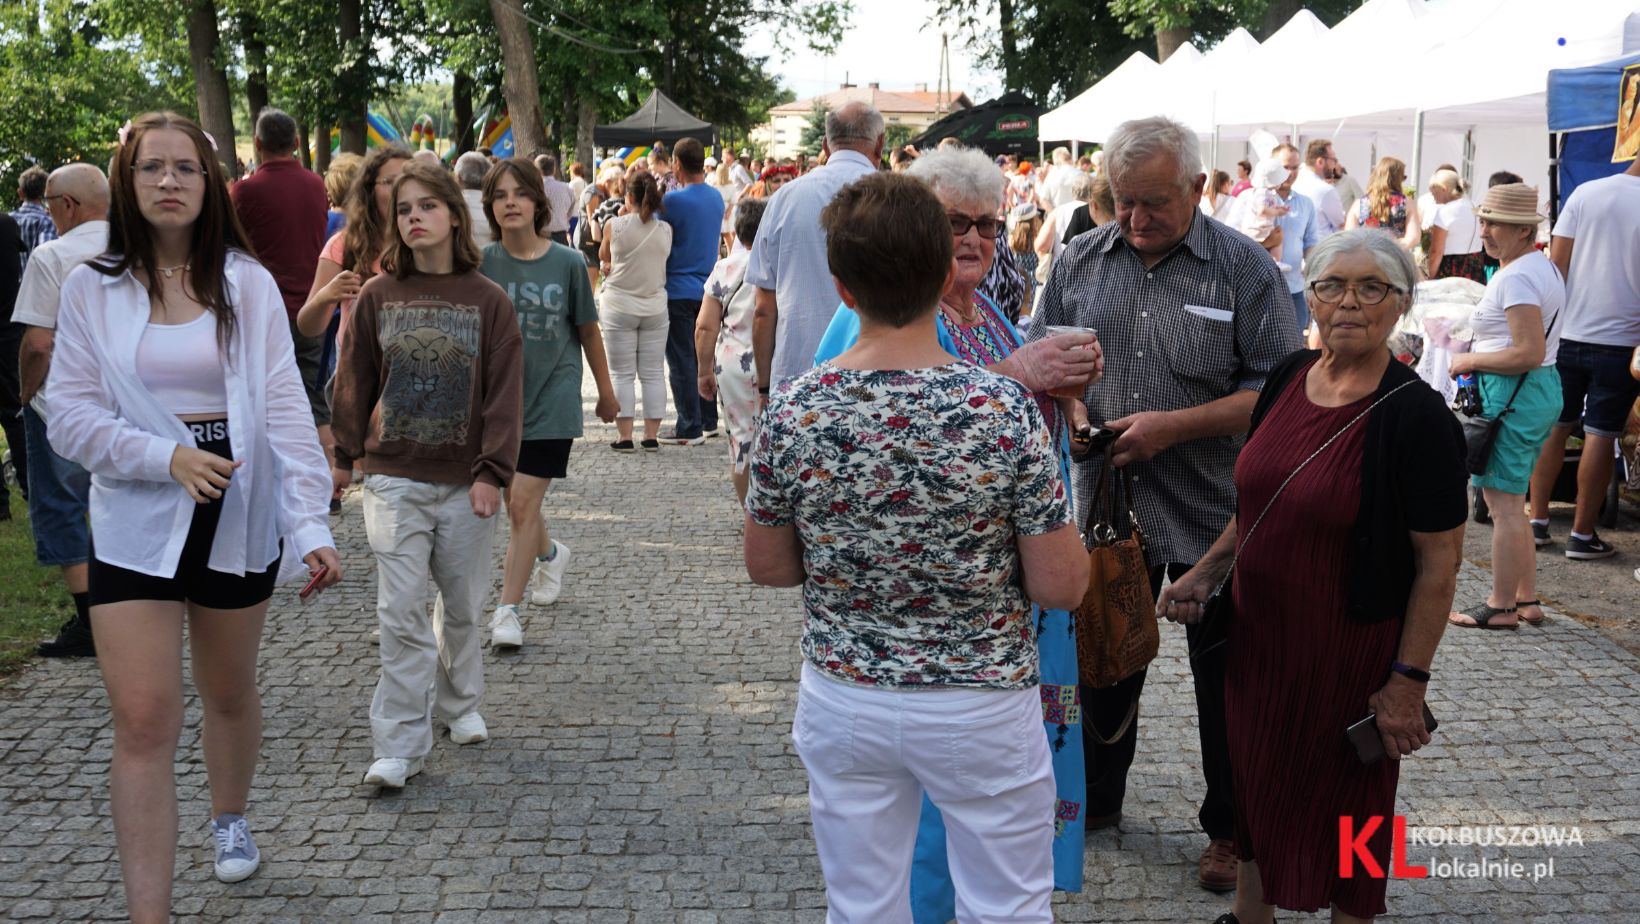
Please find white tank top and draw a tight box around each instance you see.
[134,311,229,415]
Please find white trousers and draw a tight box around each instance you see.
[600,307,669,421]
[793,664,1055,924]
[362,474,498,759]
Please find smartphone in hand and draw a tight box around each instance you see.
[299,566,329,603]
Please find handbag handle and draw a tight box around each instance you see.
[1084,444,1142,547]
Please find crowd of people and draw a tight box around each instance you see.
[0,93,1635,924]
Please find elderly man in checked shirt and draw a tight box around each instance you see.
[1028,115,1300,893]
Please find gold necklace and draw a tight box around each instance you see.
[157,262,190,279]
[942,297,980,326]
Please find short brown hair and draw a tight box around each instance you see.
[673,138,705,175]
[382,161,483,279]
[1271,142,1300,157]
[820,172,952,327]
[481,157,550,241]
[1304,138,1333,166]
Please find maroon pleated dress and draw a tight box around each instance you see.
[1227,368,1401,919]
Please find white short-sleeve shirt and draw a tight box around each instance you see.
[1470,250,1565,365]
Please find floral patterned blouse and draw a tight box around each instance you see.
[745,363,1071,689]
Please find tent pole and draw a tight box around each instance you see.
[1548,132,1562,225]
[1409,110,1426,204]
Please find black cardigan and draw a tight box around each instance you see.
[1249,350,1468,624]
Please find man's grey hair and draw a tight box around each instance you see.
[254,108,299,154]
[1052,146,1072,164]
[1068,172,1095,203]
[826,102,885,148]
[48,163,109,209]
[455,151,489,190]
[906,147,1004,213]
[1304,228,1419,316]
[1104,116,1203,193]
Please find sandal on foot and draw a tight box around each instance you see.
[1516,599,1546,625]
[1448,601,1518,630]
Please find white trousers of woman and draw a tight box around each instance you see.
[599,307,669,421]
[793,663,1055,924]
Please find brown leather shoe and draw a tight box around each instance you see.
[1198,838,1238,892]
[1086,811,1122,831]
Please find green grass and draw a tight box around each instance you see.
[0,448,76,681]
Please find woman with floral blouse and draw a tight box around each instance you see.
[743,171,1088,922]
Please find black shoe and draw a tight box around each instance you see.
[1565,533,1617,560]
[662,430,705,446]
[640,439,660,452]
[1212,915,1241,924]
[610,440,635,453]
[329,496,342,516]
[703,426,720,439]
[37,622,95,658]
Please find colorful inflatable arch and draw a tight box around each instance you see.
[310,111,404,160]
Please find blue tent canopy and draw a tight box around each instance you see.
[1547,49,1640,211]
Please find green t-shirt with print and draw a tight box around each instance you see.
[479,241,598,440]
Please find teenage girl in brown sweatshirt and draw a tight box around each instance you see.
[330,160,523,790]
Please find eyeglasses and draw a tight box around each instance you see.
[134,160,205,186]
[948,213,1002,240]
[42,193,75,207]
[1308,279,1403,305]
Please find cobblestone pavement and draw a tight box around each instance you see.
[3,376,1639,923]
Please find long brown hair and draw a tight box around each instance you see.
[480,157,550,241]
[1365,157,1407,226]
[626,172,664,222]
[380,161,483,279]
[341,145,413,277]
[94,111,253,349]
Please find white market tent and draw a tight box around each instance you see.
[1038,51,1160,144]
[1038,0,1640,201]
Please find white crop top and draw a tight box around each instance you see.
[134,311,229,415]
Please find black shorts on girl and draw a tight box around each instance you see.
[89,419,282,608]
[517,439,572,480]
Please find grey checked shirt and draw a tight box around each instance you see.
[1029,211,1300,565]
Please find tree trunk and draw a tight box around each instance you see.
[998,0,1018,92]
[313,116,332,172]
[297,119,311,169]
[453,70,475,154]
[337,0,367,154]
[240,11,269,123]
[1258,0,1305,40]
[488,0,549,158]
[187,0,237,176]
[1156,26,1193,62]
[576,97,595,176]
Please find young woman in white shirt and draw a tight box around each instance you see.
[47,112,340,923]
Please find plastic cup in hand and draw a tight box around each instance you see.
[1044,325,1098,397]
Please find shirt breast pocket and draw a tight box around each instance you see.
[1161,308,1237,390]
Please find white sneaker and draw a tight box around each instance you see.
[529,540,571,605]
[490,604,523,649]
[363,756,424,788]
[447,712,488,744]
[209,814,260,883]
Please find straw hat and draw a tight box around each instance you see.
[1474,183,1545,224]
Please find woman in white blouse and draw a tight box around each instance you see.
[48,112,339,922]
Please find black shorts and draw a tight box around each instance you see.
[89,420,282,609]
[516,439,572,480]
[289,318,332,427]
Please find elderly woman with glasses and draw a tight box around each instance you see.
[1159,229,1468,924]
[813,146,1103,920]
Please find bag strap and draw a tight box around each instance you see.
[1491,300,1558,417]
[1211,378,1419,596]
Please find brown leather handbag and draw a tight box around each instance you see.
[1074,445,1157,691]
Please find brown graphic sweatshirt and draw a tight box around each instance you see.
[331,271,523,488]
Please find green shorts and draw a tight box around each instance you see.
[1471,365,1561,495]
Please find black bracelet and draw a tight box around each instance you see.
[1391,661,1431,684]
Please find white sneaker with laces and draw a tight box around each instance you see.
[490,604,523,649]
[530,540,571,605]
[448,712,488,744]
[363,756,424,788]
[210,814,260,883]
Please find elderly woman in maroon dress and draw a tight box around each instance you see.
[1158,229,1468,924]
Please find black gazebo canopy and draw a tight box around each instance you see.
[908,92,1043,156]
[593,90,717,148]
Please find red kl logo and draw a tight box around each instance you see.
[1338,816,1429,879]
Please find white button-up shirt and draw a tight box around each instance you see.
[1293,166,1344,237]
[11,220,110,420]
[48,252,334,579]
[744,149,877,384]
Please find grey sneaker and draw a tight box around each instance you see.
[210,814,260,883]
[1531,522,1552,547]
[1565,533,1617,560]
